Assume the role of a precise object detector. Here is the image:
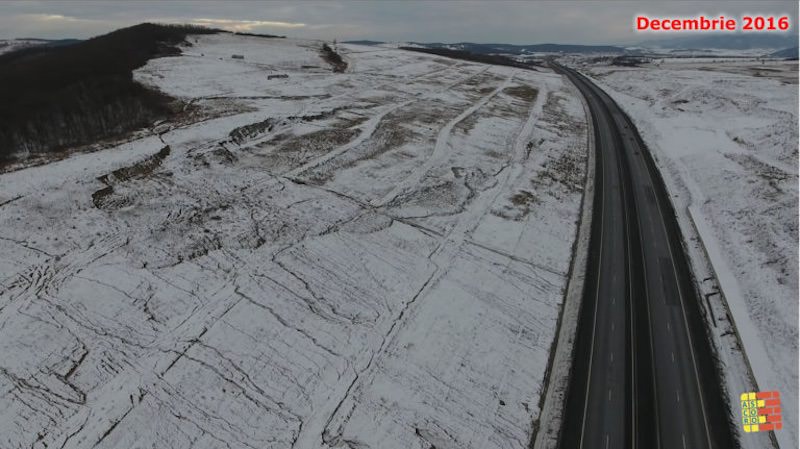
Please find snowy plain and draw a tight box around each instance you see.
[0,34,588,449]
[582,59,798,449]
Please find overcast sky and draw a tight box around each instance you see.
[0,1,797,44]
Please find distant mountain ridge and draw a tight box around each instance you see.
[344,40,386,46]
[637,33,798,50]
[770,46,799,59]
[0,38,81,56]
[347,32,798,54]
[12,38,81,45]
[344,40,624,54]
[427,42,625,54]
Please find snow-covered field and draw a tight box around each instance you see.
[0,34,588,449]
[582,60,797,448]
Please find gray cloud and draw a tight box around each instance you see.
[0,1,796,44]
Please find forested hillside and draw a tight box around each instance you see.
[0,23,218,162]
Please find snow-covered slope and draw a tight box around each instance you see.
[584,61,798,449]
[0,34,588,449]
[0,38,47,55]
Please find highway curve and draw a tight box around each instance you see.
[554,64,736,449]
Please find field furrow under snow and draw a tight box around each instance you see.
[0,34,587,449]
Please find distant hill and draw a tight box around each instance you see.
[638,33,798,50]
[349,34,799,54]
[344,40,386,46]
[344,40,624,54]
[769,46,799,59]
[400,46,534,69]
[419,42,625,54]
[0,38,80,56]
[17,38,82,47]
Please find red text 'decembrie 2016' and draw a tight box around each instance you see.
[636,15,791,32]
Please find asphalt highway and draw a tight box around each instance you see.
[554,64,735,449]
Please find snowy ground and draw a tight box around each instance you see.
[581,59,797,449]
[0,34,588,449]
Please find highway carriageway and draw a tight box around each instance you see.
[552,63,736,449]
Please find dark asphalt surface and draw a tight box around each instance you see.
[554,64,735,449]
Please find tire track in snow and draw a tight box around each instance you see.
[286,66,492,179]
[290,70,520,447]
[465,82,564,449]
[324,74,551,449]
[299,71,558,448]
[371,72,514,208]
[284,100,415,178]
[218,64,470,153]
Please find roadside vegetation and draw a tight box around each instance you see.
[321,43,348,72]
[233,31,285,39]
